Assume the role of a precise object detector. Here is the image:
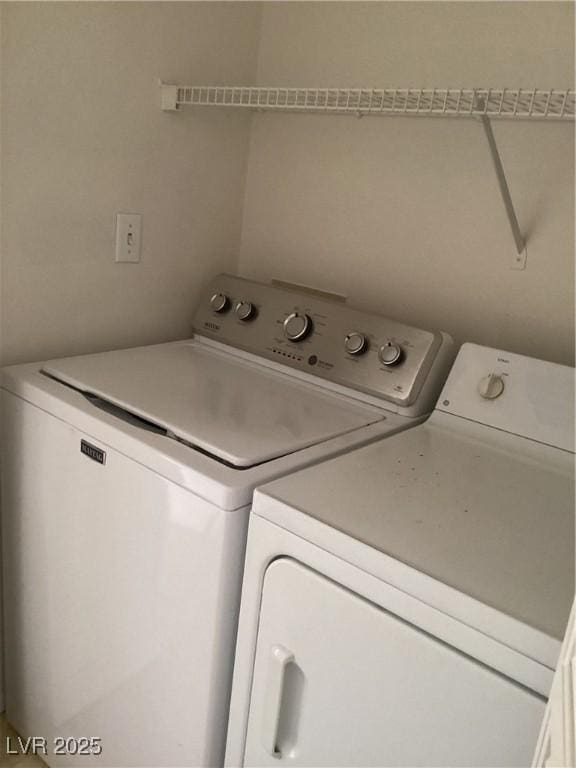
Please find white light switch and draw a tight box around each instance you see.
[115,213,142,263]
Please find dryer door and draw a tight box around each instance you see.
[243,558,545,767]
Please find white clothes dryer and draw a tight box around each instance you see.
[1,274,453,768]
[533,595,576,767]
[225,343,575,768]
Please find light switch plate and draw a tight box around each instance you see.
[115,213,142,263]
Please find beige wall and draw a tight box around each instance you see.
[2,2,574,367]
[0,2,261,365]
[239,2,575,365]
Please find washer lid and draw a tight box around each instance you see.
[42,341,385,468]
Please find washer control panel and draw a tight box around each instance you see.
[193,274,444,406]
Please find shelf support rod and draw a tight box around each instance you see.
[479,114,527,269]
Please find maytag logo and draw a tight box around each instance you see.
[80,440,106,465]
[204,321,220,332]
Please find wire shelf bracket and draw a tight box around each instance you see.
[160,82,576,269]
[478,111,527,270]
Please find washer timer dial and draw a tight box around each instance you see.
[235,301,256,322]
[344,332,368,356]
[379,342,403,366]
[283,312,313,342]
[210,293,230,313]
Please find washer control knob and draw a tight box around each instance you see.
[344,332,368,356]
[283,312,312,342]
[478,373,505,400]
[378,342,403,366]
[235,301,256,322]
[210,292,230,313]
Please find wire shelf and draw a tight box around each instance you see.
[159,81,575,264]
[162,85,575,120]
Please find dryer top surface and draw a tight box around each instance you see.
[258,414,574,643]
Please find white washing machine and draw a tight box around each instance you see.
[225,343,575,768]
[0,274,453,768]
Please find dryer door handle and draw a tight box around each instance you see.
[262,644,295,758]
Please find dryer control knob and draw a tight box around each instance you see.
[378,342,403,366]
[478,373,505,400]
[235,301,256,322]
[210,292,230,313]
[344,332,368,356]
[284,312,312,342]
